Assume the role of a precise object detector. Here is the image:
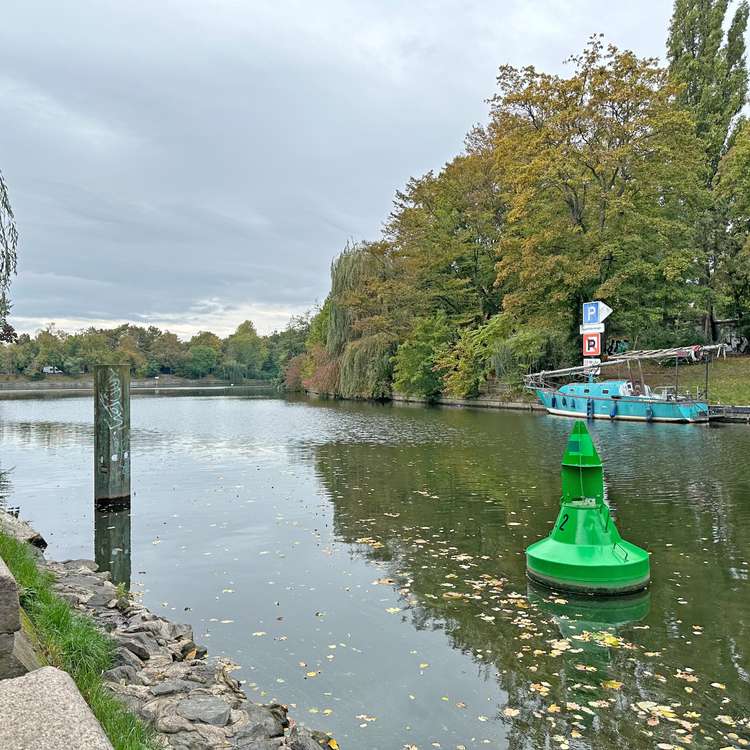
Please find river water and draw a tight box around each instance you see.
[0,393,748,749]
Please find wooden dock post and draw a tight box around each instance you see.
[94,364,130,506]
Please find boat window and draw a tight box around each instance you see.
[602,389,609,394]
[583,389,589,394]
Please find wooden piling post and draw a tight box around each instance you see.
[94,364,131,506]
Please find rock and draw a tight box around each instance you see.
[0,557,21,633]
[0,666,112,749]
[179,640,207,660]
[154,713,194,734]
[176,694,232,726]
[235,703,288,739]
[116,632,156,660]
[0,630,41,679]
[235,739,285,750]
[0,509,47,548]
[59,559,98,571]
[113,645,144,670]
[150,679,194,696]
[102,665,138,683]
[288,726,327,750]
[166,621,194,641]
[165,729,204,749]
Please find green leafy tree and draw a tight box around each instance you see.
[149,332,186,374]
[488,38,708,342]
[714,118,750,329]
[188,331,223,351]
[185,345,218,378]
[667,0,749,337]
[392,313,455,398]
[224,320,267,379]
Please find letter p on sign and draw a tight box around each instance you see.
[583,332,601,356]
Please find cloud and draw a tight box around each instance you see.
[0,0,679,337]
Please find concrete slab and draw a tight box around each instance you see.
[0,556,21,634]
[0,666,113,749]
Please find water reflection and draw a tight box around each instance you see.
[94,503,131,589]
[312,415,750,749]
[2,395,749,749]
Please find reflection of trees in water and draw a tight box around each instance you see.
[0,420,93,449]
[313,437,750,750]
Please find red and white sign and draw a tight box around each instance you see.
[582,332,601,356]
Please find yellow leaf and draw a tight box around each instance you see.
[328,741,339,750]
[602,680,623,690]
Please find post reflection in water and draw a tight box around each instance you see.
[94,502,131,590]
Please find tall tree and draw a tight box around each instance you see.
[667,0,749,337]
[0,170,18,342]
[668,0,749,174]
[488,38,708,343]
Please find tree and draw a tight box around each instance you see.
[714,118,750,329]
[185,345,218,378]
[385,149,504,327]
[188,331,223,351]
[667,0,749,337]
[0,170,18,342]
[224,320,267,379]
[668,0,749,174]
[392,313,455,398]
[488,38,708,342]
[149,332,185,374]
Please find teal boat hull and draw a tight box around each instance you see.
[535,388,709,423]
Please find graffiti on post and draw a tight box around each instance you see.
[94,364,130,504]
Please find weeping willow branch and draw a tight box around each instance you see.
[0,169,19,339]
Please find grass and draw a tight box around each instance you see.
[0,531,159,750]
[636,355,750,405]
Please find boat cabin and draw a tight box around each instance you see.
[558,380,655,399]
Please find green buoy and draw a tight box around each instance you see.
[525,421,650,595]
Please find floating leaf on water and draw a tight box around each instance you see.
[602,680,623,690]
[503,707,520,717]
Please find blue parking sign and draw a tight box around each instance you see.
[583,301,599,324]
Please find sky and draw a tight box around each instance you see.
[1,0,680,338]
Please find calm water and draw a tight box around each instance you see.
[1,394,748,749]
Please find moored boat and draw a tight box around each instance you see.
[526,345,725,424]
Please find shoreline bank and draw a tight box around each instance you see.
[0,512,334,750]
[306,390,750,423]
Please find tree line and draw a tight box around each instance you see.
[285,1,750,400]
[0,318,309,382]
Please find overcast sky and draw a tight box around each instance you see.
[2,0,681,337]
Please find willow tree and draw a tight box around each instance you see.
[0,170,18,342]
[488,38,708,345]
[667,0,749,338]
[323,242,397,398]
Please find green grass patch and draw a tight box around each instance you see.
[639,355,750,406]
[0,531,159,750]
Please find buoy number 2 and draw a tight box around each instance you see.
[558,513,569,531]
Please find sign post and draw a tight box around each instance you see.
[581,301,613,377]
